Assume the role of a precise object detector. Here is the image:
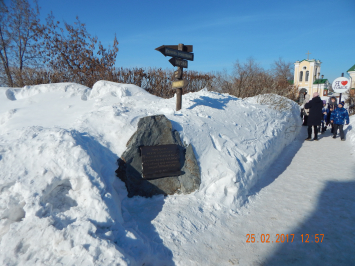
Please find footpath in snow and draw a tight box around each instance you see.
[149,126,355,265]
[0,81,354,265]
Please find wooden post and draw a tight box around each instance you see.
[176,43,184,111]
[155,43,193,111]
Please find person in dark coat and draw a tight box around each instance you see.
[304,92,323,141]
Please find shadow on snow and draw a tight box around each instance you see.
[247,126,305,197]
[187,95,237,110]
[72,131,175,266]
[247,126,355,265]
[263,178,355,265]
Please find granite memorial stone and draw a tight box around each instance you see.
[116,115,200,197]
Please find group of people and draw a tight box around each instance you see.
[300,92,350,141]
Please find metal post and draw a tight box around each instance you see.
[176,43,184,111]
[339,73,344,103]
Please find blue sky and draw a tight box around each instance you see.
[36,0,355,83]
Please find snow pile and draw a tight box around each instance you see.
[5,82,90,101]
[0,81,301,265]
[348,114,355,149]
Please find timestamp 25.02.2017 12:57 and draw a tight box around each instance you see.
[246,234,324,243]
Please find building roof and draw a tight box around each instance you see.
[296,59,321,64]
[348,64,355,72]
[313,79,328,84]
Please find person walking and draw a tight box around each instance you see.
[304,92,323,141]
[301,93,310,126]
[328,96,338,133]
[321,100,328,133]
[330,102,350,141]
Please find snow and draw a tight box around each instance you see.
[0,81,354,265]
[152,126,355,265]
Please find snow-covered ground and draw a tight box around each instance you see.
[0,81,354,265]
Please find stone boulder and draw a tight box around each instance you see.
[116,115,200,197]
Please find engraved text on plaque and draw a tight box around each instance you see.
[140,144,182,179]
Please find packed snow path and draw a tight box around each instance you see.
[128,126,355,266]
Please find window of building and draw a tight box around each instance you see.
[305,71,309,82]
[299,71,303,81]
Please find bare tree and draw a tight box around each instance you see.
[231,57,271,97]
[208,57,298,102]
[0,0,41,87]
[39,13,119,87]
[271,57,294,81]
[210,70,232,93]
[0,0,13,86]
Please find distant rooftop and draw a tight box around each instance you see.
[295,59,321,64]
[348,64,355,72]
[313,79,328,84]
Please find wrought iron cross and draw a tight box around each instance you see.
[306,51,311,60]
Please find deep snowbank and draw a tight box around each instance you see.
[5,82,90,101]
[348,115,355,149]
[0,81,301,265]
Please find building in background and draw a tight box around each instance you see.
[347,64,355,95]
[294,56,329,101]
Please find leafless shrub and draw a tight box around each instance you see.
[38,13,119,88]
[209,57,299,106]
[209,70,232,93]
[255,93,294,112]
[346,93,355,115]
[8,65,213,99]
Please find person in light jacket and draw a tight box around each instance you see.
[321,100,328,133]
[330,102,350,141]
[301,93,310,126]
[304,92,323,141]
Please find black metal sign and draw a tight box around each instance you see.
[141,144,182,179]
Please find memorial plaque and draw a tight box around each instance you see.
[141,144,182,179]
